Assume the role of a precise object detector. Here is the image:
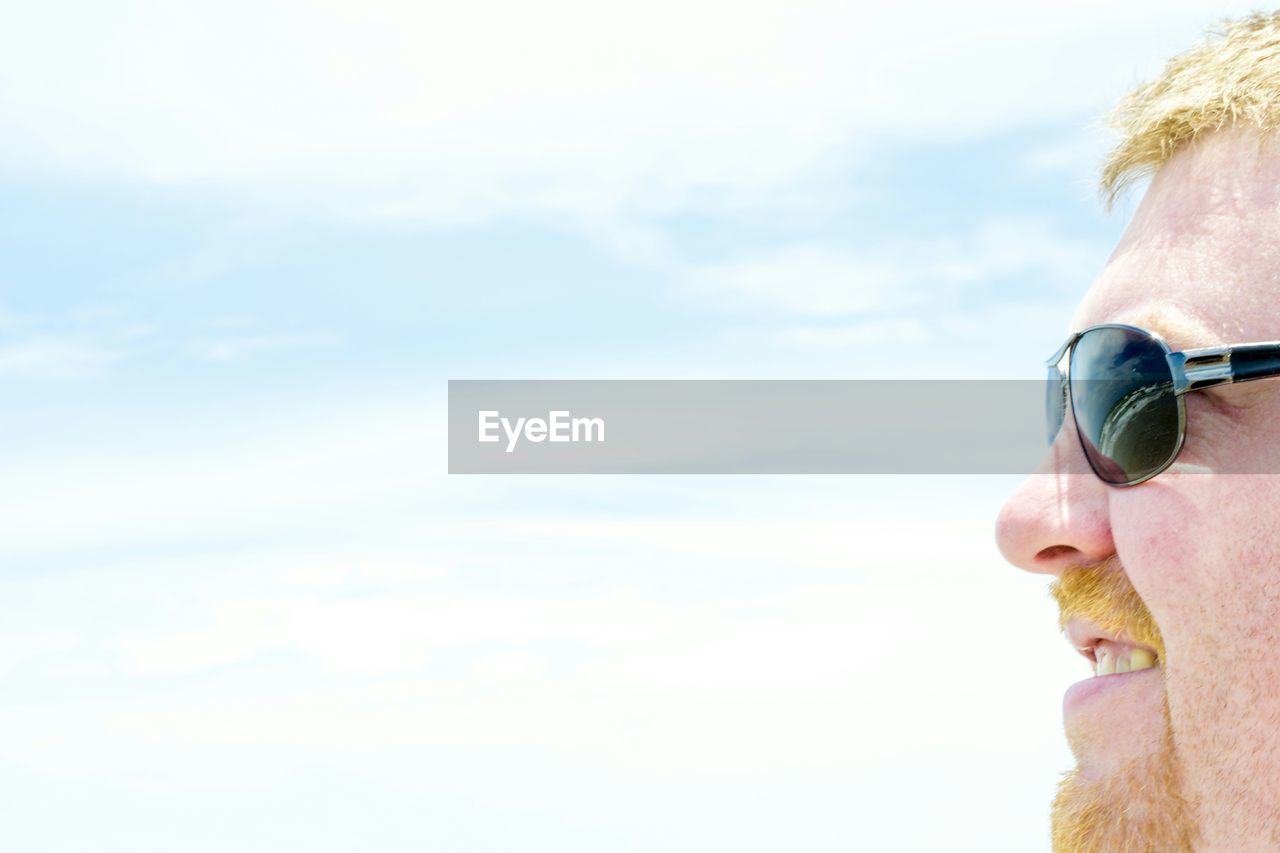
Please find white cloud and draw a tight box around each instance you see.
[1020,128,1111,180]
[689,245,913,316]
[192,330,334,363]
[0,401,444,553]
[0,382,1066,847]
[772,318,930,351]
[0,488,1074,853]
[686,217,1102,318]
[0,1,1260,223]
[0,336,117,379]
[0,631,79,674]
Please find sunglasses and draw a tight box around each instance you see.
[1046,323,1280,486]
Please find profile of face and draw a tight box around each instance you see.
[996,127,1280,851]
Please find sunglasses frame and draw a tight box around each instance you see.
[1046,323,1280,486]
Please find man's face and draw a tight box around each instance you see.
[996,128,1280,851]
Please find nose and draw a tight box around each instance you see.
[995,427,1116,576]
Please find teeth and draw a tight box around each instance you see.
[1092,645,1158,676]
[1096,647,1115,676]
[1129,648,1156,671]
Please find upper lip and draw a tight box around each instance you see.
[1064,618,1159,664]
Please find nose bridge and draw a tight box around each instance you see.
[1046,329,1080,373]
[1045,330,1082,450]
[995,417,1116,576]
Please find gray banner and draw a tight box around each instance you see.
[449,380,1066,474]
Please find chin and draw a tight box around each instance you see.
[1052,700,1197,853]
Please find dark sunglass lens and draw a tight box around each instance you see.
[1069,327,1181,484]
[1045,365,1066,445]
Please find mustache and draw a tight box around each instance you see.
[1050,557,1165,658]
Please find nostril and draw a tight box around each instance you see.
[1036,544,1078,563]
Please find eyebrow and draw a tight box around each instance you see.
[1119,311,1217,353]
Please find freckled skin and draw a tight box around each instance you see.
[997,128,1280,851]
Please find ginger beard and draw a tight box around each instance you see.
[1049,559,1197,852]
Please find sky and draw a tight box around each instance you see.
[0,2,1264,850]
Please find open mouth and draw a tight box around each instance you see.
[1082,640,1157,676]
[1062,618,1163,717]
[1066,618,1160,675]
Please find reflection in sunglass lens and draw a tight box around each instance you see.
[1069,327,1181,485]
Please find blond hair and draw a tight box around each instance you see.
[1102,12,1280,208]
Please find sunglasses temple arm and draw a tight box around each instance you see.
[1227,343,1280,384]
[1174,343,1280,393]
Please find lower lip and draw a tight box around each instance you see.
[1064,666,1162,718]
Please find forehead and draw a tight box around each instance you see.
[1072,129,1280,351]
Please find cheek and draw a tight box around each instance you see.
[1109,483,1195,605]
[1112,475,1280,650]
